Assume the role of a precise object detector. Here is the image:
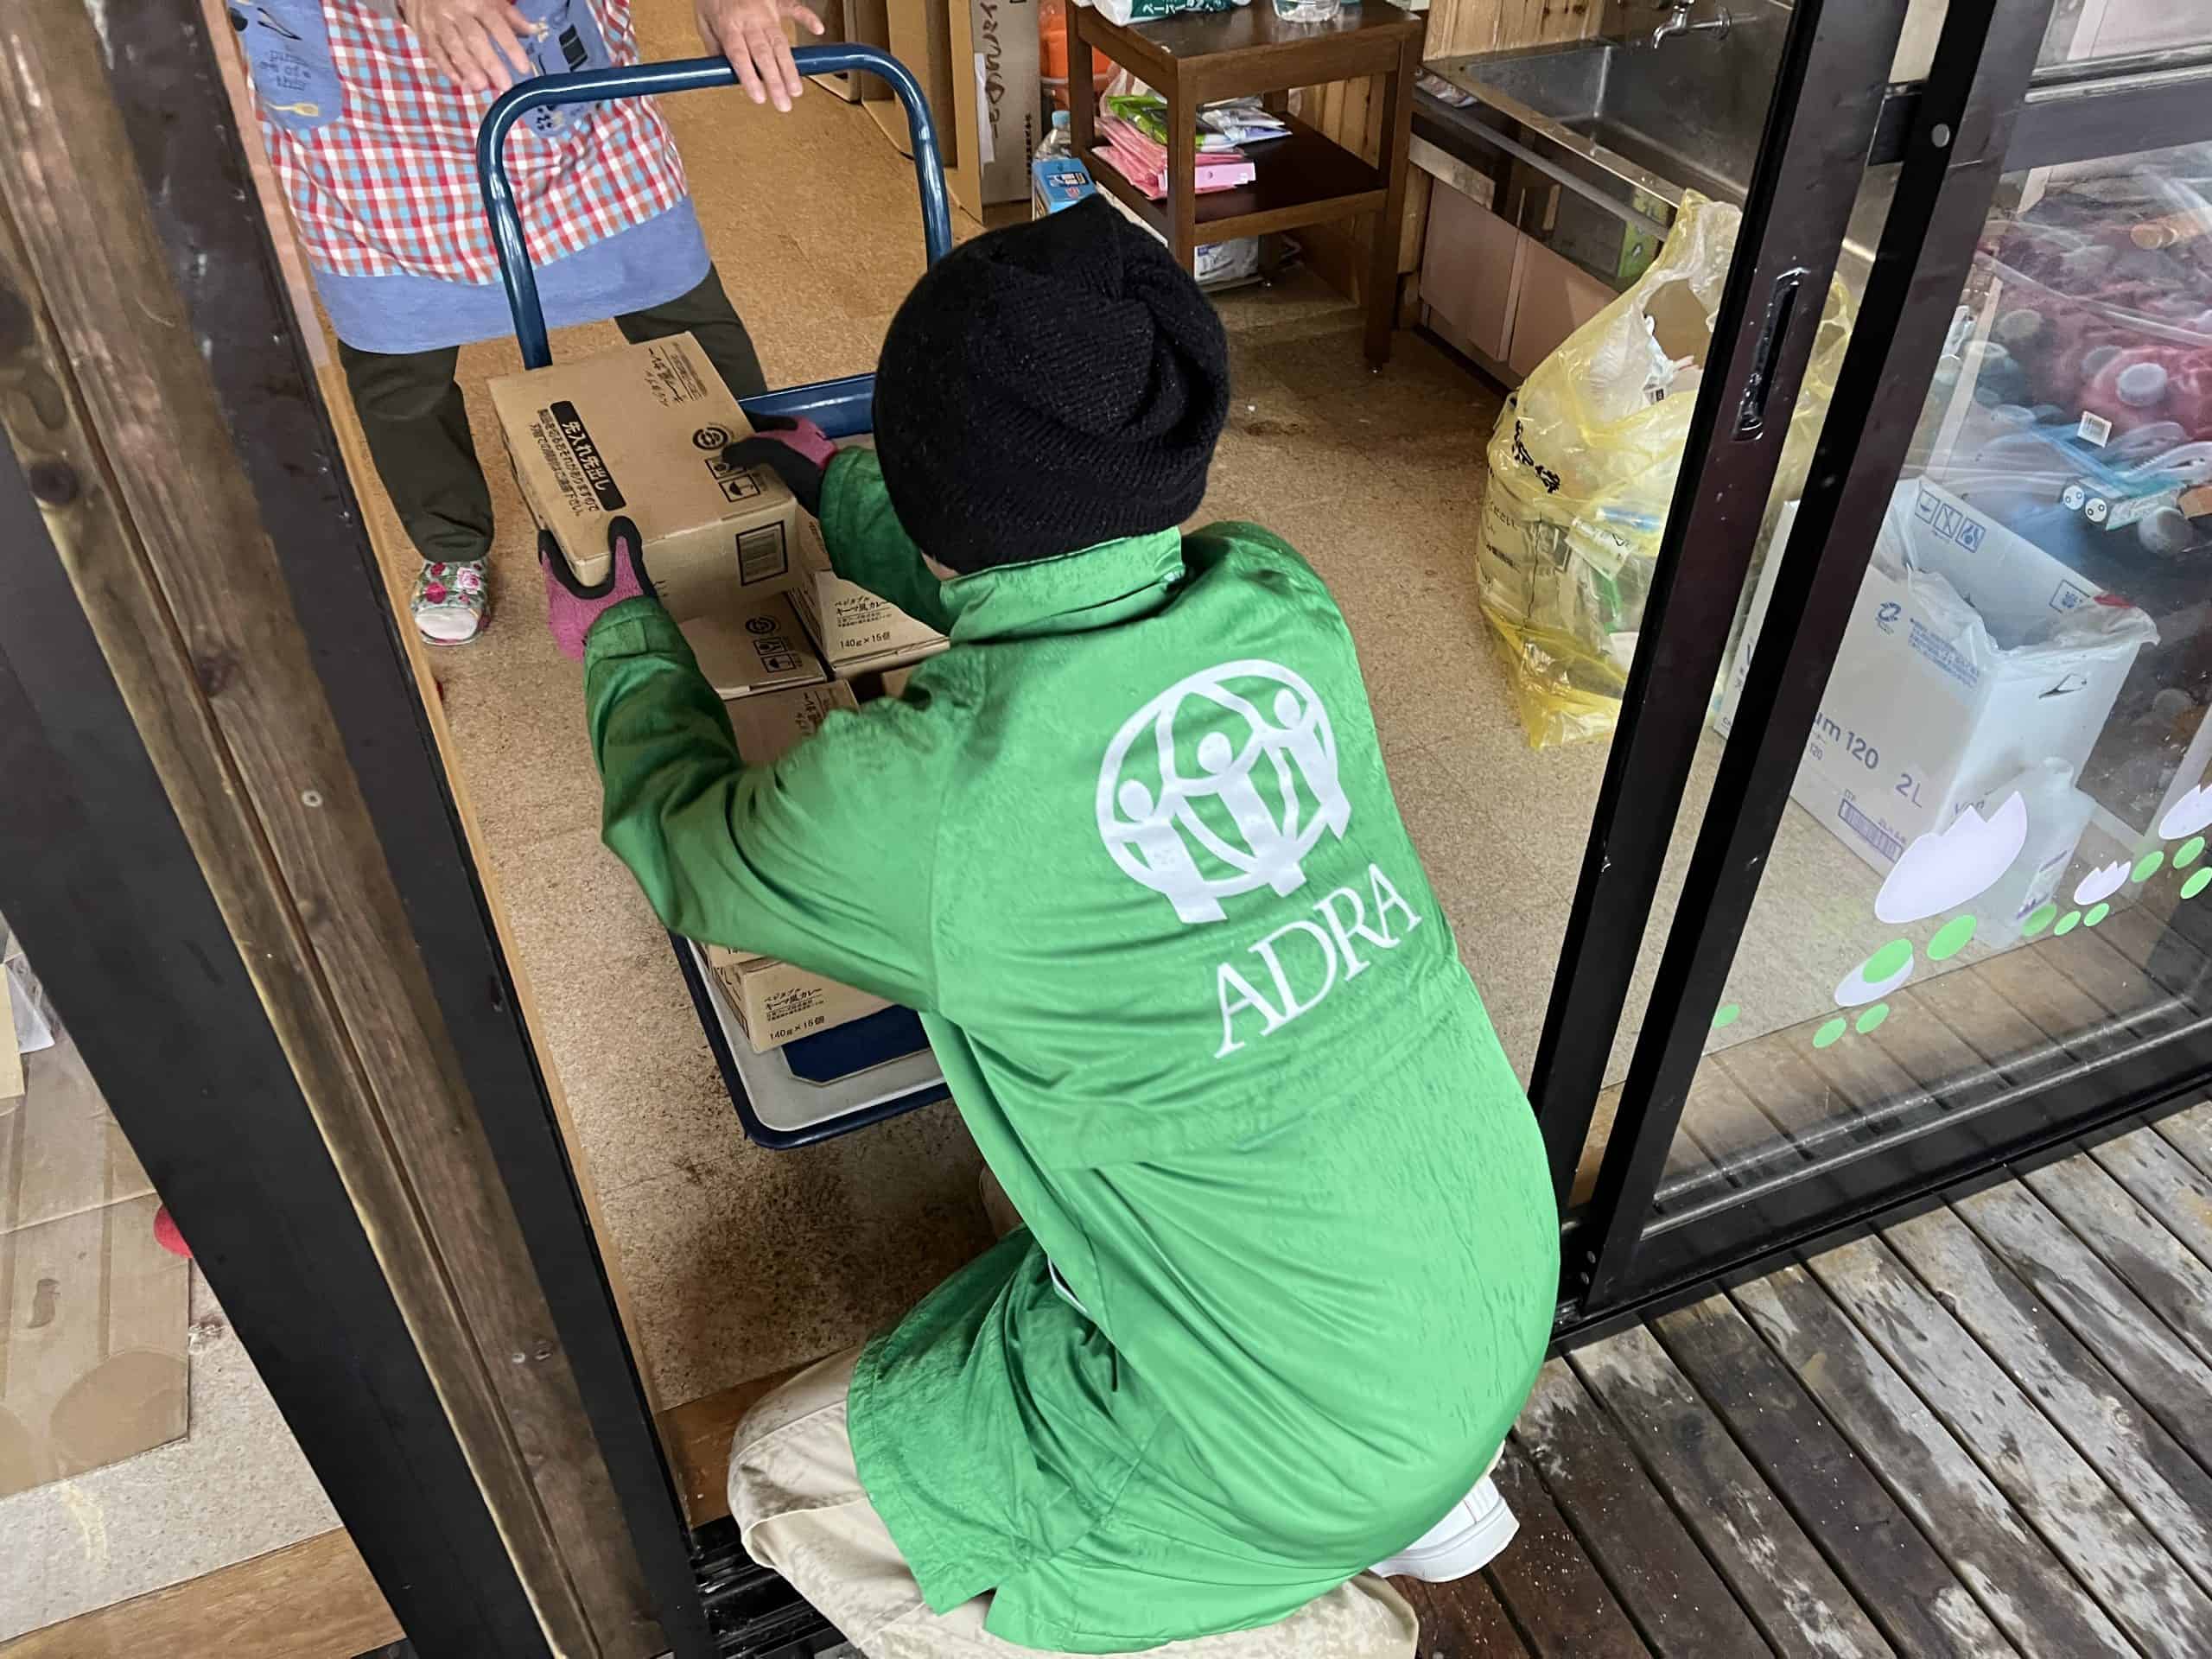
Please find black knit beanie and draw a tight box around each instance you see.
[871,194,1230,572]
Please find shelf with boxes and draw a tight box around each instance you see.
[488,331,951,1147]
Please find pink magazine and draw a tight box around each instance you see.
[1095,116,1255,200]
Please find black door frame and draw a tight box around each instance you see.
[1522,0,1917,1208]
[1538,5,2212,1337]
[0,2,716,1652]
[0,437,552,1655]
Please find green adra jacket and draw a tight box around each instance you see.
[584,448,1558,1654]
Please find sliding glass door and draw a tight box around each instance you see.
[1535,0,2212,1321]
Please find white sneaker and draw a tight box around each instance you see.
[1370,1466,1517,1582]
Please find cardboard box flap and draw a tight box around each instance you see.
[1882,482,2158,657]
[678,594,827,700]
[791,517,949,674]
[1,1036,155,1236]
[704,942,772,972]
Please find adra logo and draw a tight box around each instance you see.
[1211,863,1421,1057]
[1097,660,1350,924]
[1097,661,1421,1057]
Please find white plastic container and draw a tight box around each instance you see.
[1970,758,2098,941]
[1789,479,2157,877]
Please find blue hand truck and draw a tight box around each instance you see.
[479,48,957,1150]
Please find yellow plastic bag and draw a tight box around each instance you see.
[1478,192,1854,747]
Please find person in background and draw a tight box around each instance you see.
[231,0,822,644]
[543,199,1558,1656]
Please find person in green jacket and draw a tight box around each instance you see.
[543,197,1558,1656]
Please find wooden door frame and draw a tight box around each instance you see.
[0,3,710,1654]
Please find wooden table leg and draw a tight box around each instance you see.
[1069,14,1097,161]
[1365,35,1421,367]
[1170,67,1198,277]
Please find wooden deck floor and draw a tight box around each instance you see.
[1410,1101,2212,1659]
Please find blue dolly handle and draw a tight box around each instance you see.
[477,44,954,435]
[475,48,956,1147]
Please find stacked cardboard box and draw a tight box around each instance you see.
[490,341,939,1056]
[1724,481,2155,880]
[849,0,1039,225]
[678,591,826,701]
[489,334,800,620]
[792,517,950,679]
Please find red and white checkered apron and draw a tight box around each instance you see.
[254,0,690,283]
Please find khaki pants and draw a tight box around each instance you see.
[728,1347,1421,1658]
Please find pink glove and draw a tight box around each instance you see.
[721,416,836,516]
[543,516,653,661]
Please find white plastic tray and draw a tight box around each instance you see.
[687,940,945,1136]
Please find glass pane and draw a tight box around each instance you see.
[2039,0,2212,68]
[1662,140,2212,1213]
[1558,158,1898,1205]
[0,919,347,1640]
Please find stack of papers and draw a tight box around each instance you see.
[1096,117,1255,199]
[1199,100,1292,148]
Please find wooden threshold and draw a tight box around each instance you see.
[656,1360,812,1529]
[0,1532,398,1659]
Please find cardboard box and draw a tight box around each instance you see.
[951,0,1040,210]
[860,0,1038,222]
[488,334,799,620]
[709,949,893,1053]
[721,677,857,753]
[678,592,826,701]
[862,0,953,163]
[794,0,865,101]
[1787,480,2156,875]
[0,1031,189,1497]
[696,682,894,1052]
[791,521,950,677]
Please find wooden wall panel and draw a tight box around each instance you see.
[1296,0,1610,304]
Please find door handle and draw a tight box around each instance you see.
[1735,267,1808,441]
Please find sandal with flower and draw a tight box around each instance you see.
[411,558,490,645]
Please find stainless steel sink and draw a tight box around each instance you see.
[1438,17,1785,211]
[1421,2,1892,294]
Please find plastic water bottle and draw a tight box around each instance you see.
[1037,109,1074,161]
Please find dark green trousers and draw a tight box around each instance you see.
[337,264,768,564]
